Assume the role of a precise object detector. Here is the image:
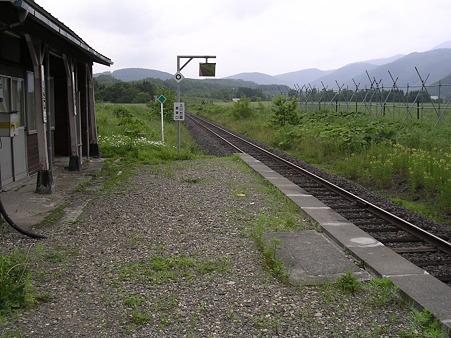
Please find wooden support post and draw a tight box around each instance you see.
[86,64,100,157]
[63,55,80,171]
[25,35,54,194]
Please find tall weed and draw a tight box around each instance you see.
[337,143,450,214]
[0,250,35,315]
[232,96,254,120]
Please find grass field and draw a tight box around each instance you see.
[300,100,451,126]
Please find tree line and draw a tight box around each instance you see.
[94,75,289,103]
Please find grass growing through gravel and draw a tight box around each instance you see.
[228,155,312,234]
[407,309,446,337]
[105,252,231,327]
[0,250,36,317]
[112,254,230,285]
[318,275,448,337]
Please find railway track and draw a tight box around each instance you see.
[186,112,451,286]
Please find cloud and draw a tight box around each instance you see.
[37,0,451,78]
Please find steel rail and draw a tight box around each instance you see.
[191,116,245,153]
[188,113,451,255]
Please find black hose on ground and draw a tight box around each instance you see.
[0,197,47,239]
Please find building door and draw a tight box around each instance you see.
[11,78,27,181]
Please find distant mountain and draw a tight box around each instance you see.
[225,49,451,89]
[225,56,404,87]
[310,63,378,89]
[428,73,451,100]
[225,69,337,87]
[94,68,172,81]
[432,41,451,49]
[224,72,279,85]
[351,48,451,89]
[361,54,405,66]
[273,68,334,87]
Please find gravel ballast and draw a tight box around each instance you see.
[1,159,419,336]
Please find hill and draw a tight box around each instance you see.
[225,49,451,89]
[94,68,173,81]
[94,74,121,84]
[94,43,451,92]
[274,68,334,87]
[310,63,378,89]
[360,54,405,66]
[432,41,451,49]
[224,72,280,85]
[349,48,451,89]
[225,55,403,87]
[429,73,451,100]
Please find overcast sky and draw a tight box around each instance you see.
[37,0,451,79]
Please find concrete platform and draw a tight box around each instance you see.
[239,153,451,333]
[0,157,103,232]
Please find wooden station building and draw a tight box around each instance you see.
[0,0,112,193]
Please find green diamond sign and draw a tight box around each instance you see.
[157,95,166,104]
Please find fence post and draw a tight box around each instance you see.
[417,101,420,119]
[406,84,410,121]
[438,81,441,114]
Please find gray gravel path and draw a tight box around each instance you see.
[1,159,417,337]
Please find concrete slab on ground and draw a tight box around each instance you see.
[0,157,103,232]
[263,230,370,285]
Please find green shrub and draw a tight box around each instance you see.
[232,96,254,120]
[271,95,299,126]
[147,87,177,121]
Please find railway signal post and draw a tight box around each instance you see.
[175,55,216,152]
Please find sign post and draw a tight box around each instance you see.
[175,55,216,153]
[156,94,166,143]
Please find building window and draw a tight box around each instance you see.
[0,76,11,113]
[12,78,24,126]
[26,71,36,133]
[0,76,26,128]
